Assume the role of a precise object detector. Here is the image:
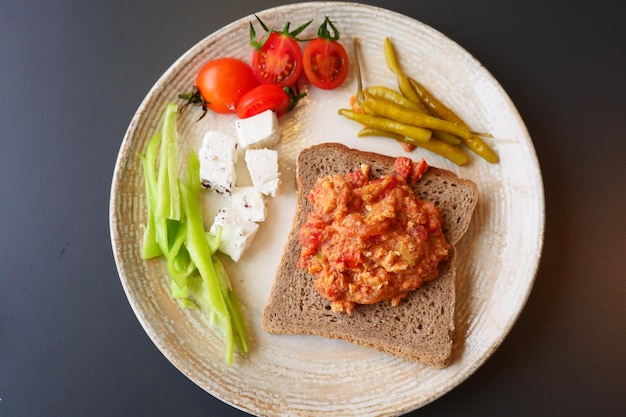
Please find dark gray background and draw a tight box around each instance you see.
[1,1,624,416]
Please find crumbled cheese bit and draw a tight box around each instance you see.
[198,130,238,194]
[244,148,280,197]
[235,110,281,149]
[210,209,259,262]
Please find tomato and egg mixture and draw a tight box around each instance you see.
[297,158,450,314]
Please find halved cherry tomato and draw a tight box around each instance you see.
[236,84,290,119]
[303,17,349,90]
[249,15,312,88]
[304,38,349,89]
[252,32,303,88]
[195,57,258,114]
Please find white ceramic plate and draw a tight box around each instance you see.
[110,2,544,416]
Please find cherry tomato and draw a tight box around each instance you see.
[303,38,349,89]
[236,84,290,119]
[195,57,258,114]
[303,17,349,90]
[252,31,305,88]
[249,15,312,88]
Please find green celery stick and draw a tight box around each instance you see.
[214,256,249,353]
[206,227,222,255]
[166,141,180,219]
[180,180,234,364]
[139,132,163,259]
[155,103,180,221]
[166,221,195,296]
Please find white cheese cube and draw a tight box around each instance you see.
[210,209,259,262]
[244,148,280,197]
[198,130,238,194]
[235,109,281,149]
[231,187,267,222]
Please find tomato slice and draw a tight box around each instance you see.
[236,84,290,119]
[252,31,304,88]
[195,57,258,114]
[303,37,349,90]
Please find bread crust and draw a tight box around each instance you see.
[262,143,478,367]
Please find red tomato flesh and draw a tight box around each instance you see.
[195,57,258,114]
[236,84,290,119]
[303,38,349,90]
[252,32,304,88]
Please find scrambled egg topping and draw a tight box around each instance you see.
[297,159,450,314]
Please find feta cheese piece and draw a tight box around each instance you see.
[210,209,259,262]
[244,148,280,196]
[198,130,238,194]
[231,187,267,222]
[235,109,281,149]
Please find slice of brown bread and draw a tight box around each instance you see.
[262,143,478,367]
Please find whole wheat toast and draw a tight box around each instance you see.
[262,143,478,367]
